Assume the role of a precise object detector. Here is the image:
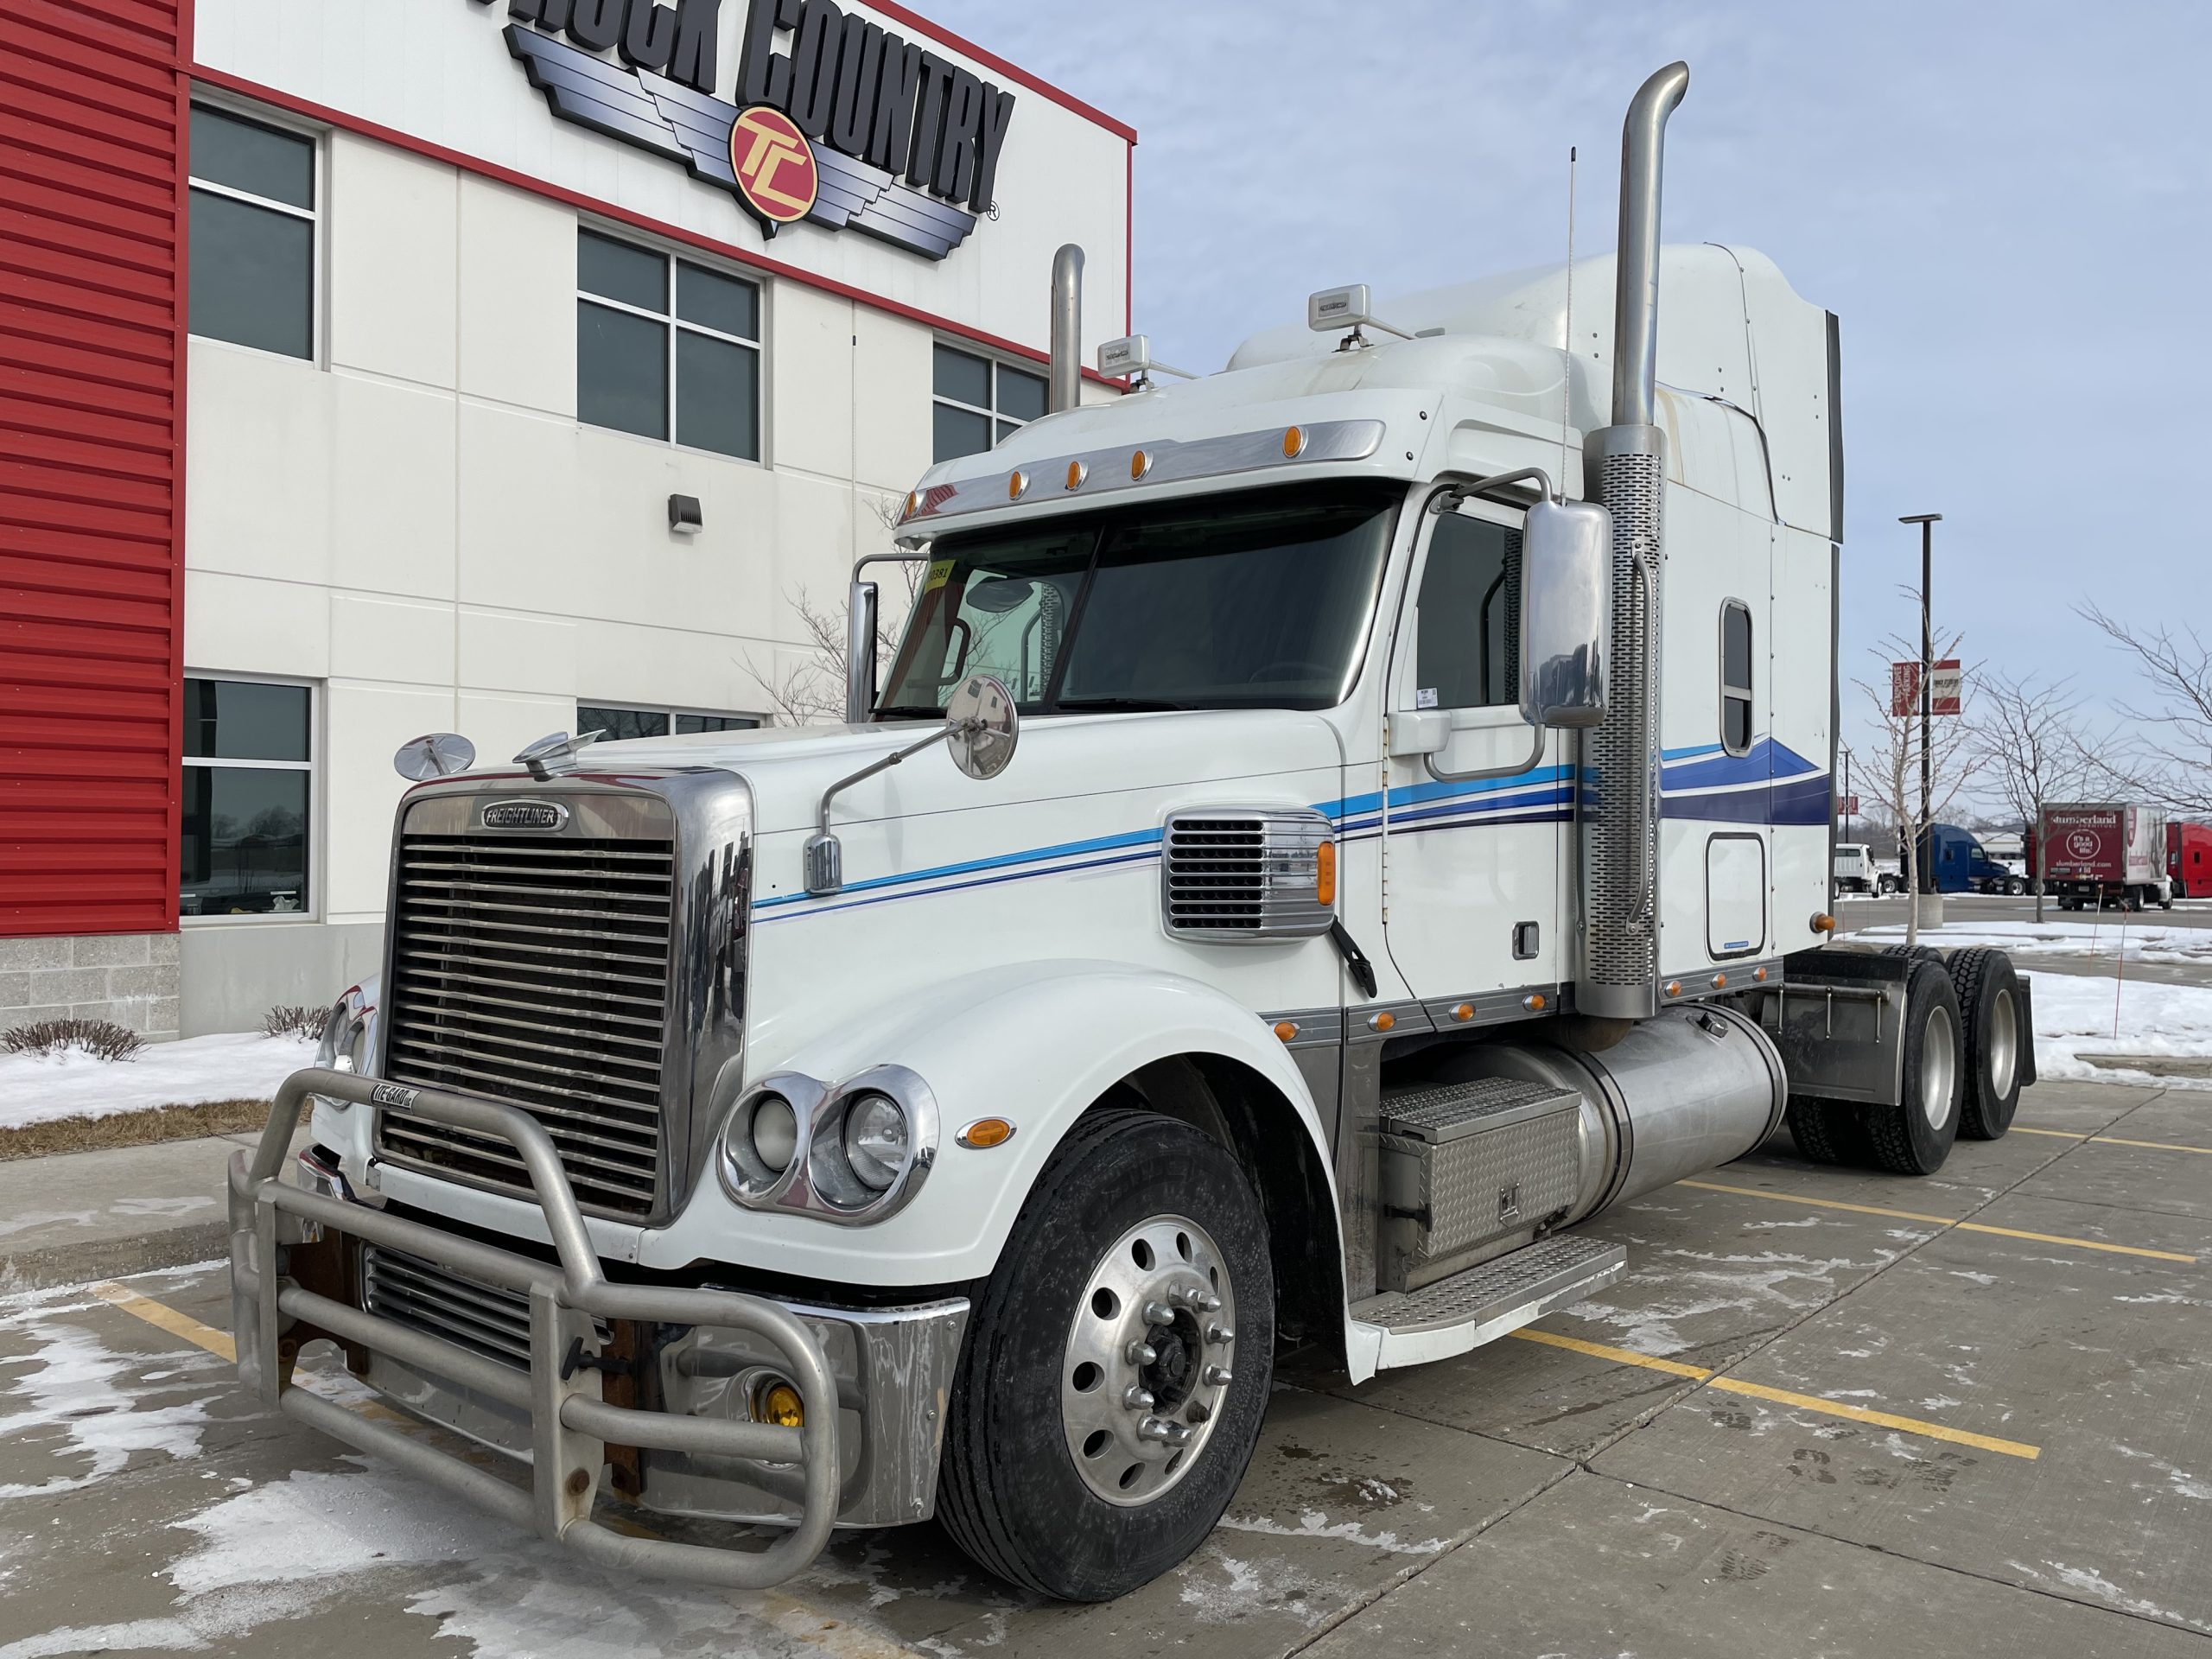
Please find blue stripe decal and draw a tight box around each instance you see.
[753,823,1163,912]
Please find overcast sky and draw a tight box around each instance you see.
[931,0,2211,790]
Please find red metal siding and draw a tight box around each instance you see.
[0,0,188,937]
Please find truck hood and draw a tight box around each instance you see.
[557,709,1347,840]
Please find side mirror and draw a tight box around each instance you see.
[1518,497,1613,729]
[392,732,476,781]
[846,577,878,723]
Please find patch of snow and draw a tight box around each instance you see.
[2018,969,2212,1090]
[0,1314,213,1500]
[2006,1559,2207,1630]
[0,1033,315,1130]
[1215,1509,1447,1554]
[1859,917,2212,967]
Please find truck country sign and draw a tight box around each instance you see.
[487,0,1015,259]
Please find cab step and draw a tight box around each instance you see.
[1350,1233,1626,1372]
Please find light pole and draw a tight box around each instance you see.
[1900,513,1942,913]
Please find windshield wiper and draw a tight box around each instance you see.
[1052,696,1188,713]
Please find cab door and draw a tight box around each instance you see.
[1377,498,1566,1004]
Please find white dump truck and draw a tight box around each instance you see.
[230,63,2036,1602]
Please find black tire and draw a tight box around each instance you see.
[1944,947,2024,1140]
[1880,944,1943,965]
[2008,878,2026,896]
[936,1109,1274,1601]
[1865,961,1964,1174]
[1786,1095,1871,1166]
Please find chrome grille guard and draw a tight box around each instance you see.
[227,1067,840,1589]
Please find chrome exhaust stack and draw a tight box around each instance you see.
[1579,62,1688,1022]
[1049,244,1084,413]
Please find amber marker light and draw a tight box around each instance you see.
[752,1377,805,1427]
[1129,448,1152,480]
[957,1117,1017,1149]
[1523,993,1547,1012]
[1664,980,1682,997]
[1713,974,1727,989]
[1007,470,1028,499]
[1065,460,1087,490]
[1452,1002,1474,1022]
[1282,425,1306,458]
[1273,1021,1299,1043]
[1370,1011,1395,1033]
[1754,966,1769,982]
[902,491,920,520]
[1811,912,1837,933]
[1314,840,1337,907]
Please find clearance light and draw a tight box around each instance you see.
[1273,1021,1299,1043]
[1811,912,1837,933]
[957,1116,1017,1149]
[1452,1002,1474,1022]
[1664,980,1682,997]
[1315,841,1337,907]
[1754,966,1770,982]
[1282,425,1306,459]
[1065,460,1087,490]
[1522,993,1547,1013]
[1130,448,1152,480]
[902,491,920,520]
[1369,1011,1395,1033]
[1007,470,1028,500]
[1712,974,1728,989]
[752,1377,804,1428]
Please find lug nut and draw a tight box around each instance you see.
[1206,1323,1234,1346]
[1138,1416,1193,1446]
[1203,1364,1233,1387]
[1122,1384,1154,1411]
[1125,1340,1158,1366]
[1194,1290,1222,1313]
[1185,1400,1211,1423]
[1142,1300,1176,1325]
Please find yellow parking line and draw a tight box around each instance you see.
[1678,1179,2196,1263]
[1507,1328,2041,1460]
[2016,1125,2212,1156]
[86,1281,925,1658]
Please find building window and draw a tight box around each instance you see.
[1415,514,1521,710]
[577,230,760,460]
[932,344,1047,461]
[188,105,316,359]
[181,677,313,919]
[578,703,763,741]
[1720,600,1754,754]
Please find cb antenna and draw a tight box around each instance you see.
[1559,144,1577,504]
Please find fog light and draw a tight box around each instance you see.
[750,1095,798,1173]
[752,1377,804,1427]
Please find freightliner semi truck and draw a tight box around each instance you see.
[230,64,2037,1601]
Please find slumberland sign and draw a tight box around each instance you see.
[483,0,1016,259]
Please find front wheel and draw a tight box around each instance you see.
[936,1109,1274,1601]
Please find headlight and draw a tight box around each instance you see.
[751,1095,798,1173]
[842,1092,908,1191]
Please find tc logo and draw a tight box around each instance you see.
[2066,830,2101,860]
[729,105,819,229]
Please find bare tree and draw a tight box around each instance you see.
[2075,604,2212,812]
[1852,623,1982,945]
[1972,671,2087,921]
[743,492,920,725]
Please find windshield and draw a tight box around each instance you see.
[877,482,1400,716]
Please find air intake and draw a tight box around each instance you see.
[1160,809,1333,942]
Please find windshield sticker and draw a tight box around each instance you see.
[925,559,955,593]
[1416,687,1440,709]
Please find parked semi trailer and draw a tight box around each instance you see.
[2170,821,2212,898]
[2032,802,2171,910]
[228,64,2036,1602]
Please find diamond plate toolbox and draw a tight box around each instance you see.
[1378,1077,1584,1289]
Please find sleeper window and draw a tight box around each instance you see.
[1721,600,1754,754]
[1414,513,1520,710]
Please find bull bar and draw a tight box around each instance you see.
[227,1067,842,1588]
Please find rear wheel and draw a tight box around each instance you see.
[1865,961,1963,1174]
[1786,1094,1871,1166]
[1944,947,2024,1140]
[936,1109,1273,1601]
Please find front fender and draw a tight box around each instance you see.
[648,960,1339,1286]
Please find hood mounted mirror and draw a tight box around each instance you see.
[392,732,477,781]
[806,675,1020,893]
[513,729,606,781]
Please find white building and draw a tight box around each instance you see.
[157,0,1131,1032]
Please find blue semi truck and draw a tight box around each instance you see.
[1923,823,2026,895]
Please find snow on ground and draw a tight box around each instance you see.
[2023,969,2212,1089]
[0,1033,315,1131]
[1858,917,2212,966]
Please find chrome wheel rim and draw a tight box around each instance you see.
[1986,988,2018,1102]
[1923,1003,1959,1128]
[1060,1213,1236,1507]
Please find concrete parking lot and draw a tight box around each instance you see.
[3,1063,2207,1659]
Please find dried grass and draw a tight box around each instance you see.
[1,1017,144,1062]
[0,1098,273,1161]
[263,1004,329,1041]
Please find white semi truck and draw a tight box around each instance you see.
[230,64,2036,1602]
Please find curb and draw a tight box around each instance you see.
[2,1219,230,1295]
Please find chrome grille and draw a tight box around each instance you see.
[1161,809,1333,941]
[378,831,675,1216]
[360,1244,607,1373]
